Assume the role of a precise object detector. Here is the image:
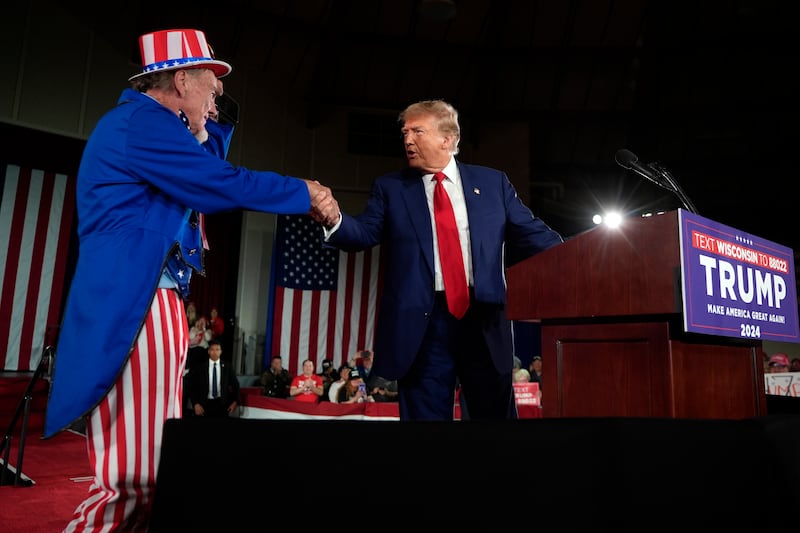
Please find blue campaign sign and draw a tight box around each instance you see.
[679,209,799,343]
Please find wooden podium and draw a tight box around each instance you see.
[506,210,767,419]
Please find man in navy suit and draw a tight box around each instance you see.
[323,99,563,420]
[187,339,240,417]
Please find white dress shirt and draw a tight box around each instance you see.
[424,157,473,290]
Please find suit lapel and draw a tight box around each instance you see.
[401,169,436,277]
[458,163,484,261]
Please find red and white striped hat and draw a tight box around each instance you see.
[128,28,232,81]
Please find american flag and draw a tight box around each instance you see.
[0,164,76,371]
[265,214,382,376]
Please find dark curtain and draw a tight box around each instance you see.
[188,210,242,361]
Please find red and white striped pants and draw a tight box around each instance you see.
[64,289,188,532]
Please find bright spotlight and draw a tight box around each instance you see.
[592,211,625,228]
[604,212,623,228]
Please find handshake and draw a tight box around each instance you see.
[305,180,341,228]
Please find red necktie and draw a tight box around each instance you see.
[433,172,469,319]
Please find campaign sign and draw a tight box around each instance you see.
[513,382,541,406]
[765,373,800,397]
[679,209,799,342]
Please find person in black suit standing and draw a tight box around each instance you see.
[187,339,240,417]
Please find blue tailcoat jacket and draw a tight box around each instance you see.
[43,89,311,437]
[326,163,563,381]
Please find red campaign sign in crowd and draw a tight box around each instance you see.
[513,382,541,406]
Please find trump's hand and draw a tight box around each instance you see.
[305,179,340,227]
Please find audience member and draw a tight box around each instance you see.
[356,349,375,382]
[290,359,324,403]
[513,368,531,383]
[761,351,771,374]
[185,301,200,328]
[791,357,800,372]
[529,356,543,387]
[512,368,542,410]
[338,369,374,404]
[357,350,397,402]
[188,316,213,371]
[767,353,791,373]
[208,306,225,340]
[328,365,352,403]
[369,375,399,402]
[187,339,240,417]
[261,355,291,399]
[318,358,337,401]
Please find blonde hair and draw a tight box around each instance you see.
[398,99,461,155]
[513,368,531,383]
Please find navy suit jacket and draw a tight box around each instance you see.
[327,161,563,380]
[188,359,240,409]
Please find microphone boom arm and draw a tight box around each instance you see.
[649,162,699,215]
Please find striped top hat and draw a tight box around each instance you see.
[129,28,232,81]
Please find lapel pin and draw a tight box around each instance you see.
[473,188,480,195]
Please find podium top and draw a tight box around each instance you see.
[506,210,681,321]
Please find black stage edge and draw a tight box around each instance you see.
[151,416,799,531]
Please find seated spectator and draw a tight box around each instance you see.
[356,349,375,382]
[187,316,212,371]
[261,355,291,398]
[208,306,225,341]
[338,368,374,404]
[357,350,396,401]
[318,359,337,401]
[328,364,352,403]
[512,373,542,413]
[289,359,324,403]
[528,356,543,386]
[185,301,199,329]
[767,353,790,373]
[368,375,398,402]
[513,368,531,383]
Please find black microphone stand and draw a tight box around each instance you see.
[649,161,700,215]
[0,346,54,487]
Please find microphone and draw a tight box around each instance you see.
[614,149,670,190]
[614,148,699,214]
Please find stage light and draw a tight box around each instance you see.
[604,212,623,228]
[592,212,623,228]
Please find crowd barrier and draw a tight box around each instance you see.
[241,394,400,420]
[239,386,542,419]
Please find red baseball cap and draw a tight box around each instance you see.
[768,353,790,367]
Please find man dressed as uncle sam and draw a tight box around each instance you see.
[43,28,338,531]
